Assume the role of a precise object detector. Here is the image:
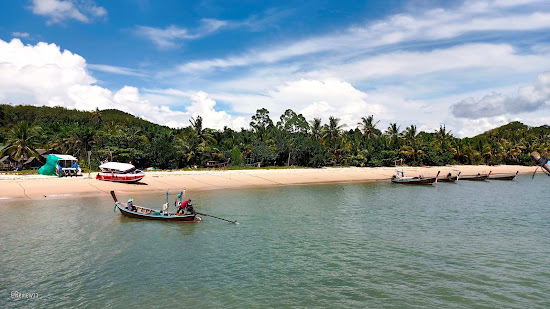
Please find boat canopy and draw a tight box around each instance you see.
[53,154,78,161]
[99,162,135,172]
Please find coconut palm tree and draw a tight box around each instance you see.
[0,121,43,165]
[91,107,102,125]
[322,116,344,146]
[310,118,322,140]
[385,122,401,149]
[358,115,380,140]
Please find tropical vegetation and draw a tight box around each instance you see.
[0,104,549,170]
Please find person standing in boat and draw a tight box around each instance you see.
[177,199,193,215]
[127,198,135,211]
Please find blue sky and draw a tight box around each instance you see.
[1,0,550,136]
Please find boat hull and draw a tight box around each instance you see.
[460,175,488,181]
[97,172,145,183]
[438,176,459,182]
[391,177,438,185]
[488,175,516,180]
[116,203,201,222]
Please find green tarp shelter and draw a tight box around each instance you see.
[38,154,60,176]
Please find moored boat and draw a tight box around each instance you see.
[438,172,461,183]
[110,191,201,222]
[96,162,145,183]
[488,171,518,180]
[391,171,440,185]
[460,171,491,181]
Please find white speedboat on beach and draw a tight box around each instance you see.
[96,162,145,183]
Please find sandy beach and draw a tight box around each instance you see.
[0,165,536,200]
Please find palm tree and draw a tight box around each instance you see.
[91,107,102,125]
[385,122,401,149]
[0,122,43,165]
[310,118,322,140]
[400,125,424,163]
[186,116,217,165]
[322,116,344,144]
[358,115,380,139]
[67,126,97,157]
[189,116,216,145]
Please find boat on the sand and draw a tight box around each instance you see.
[391,171,440,185]
[96,162,145,183]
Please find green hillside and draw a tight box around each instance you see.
[1,104,549,169]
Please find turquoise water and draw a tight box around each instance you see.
[1,175,550,308]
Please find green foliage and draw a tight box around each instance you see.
[230,147,244,166]
[1,104,549,170]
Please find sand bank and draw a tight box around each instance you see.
[0,165,535,200]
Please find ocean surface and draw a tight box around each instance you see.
[1,174,550,308]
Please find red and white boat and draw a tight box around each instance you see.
[96,162,145,183]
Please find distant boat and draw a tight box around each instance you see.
[488,171,518,180]
[391,171,440,185]
[96,162,145,183]
[460,171,491,181]
[110,191,201,222]
[438,172,461,183]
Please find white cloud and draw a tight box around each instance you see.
[186,92,247,130]
[0,38,245,130]
[136,19,229,49]
[453,116,511,136]
[12,32,30,38]
[175,1,550,73]
[451,72,550,118]
[87,64,146,77]
[30,0,106,24]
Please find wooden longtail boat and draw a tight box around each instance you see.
[461,171,491,181]
[488,171,518,180]
[110,191,201,222]
[97,162,145,183]
[438,172,461,183]
[391,171,440,185]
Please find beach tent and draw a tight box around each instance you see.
[38,154,61,176]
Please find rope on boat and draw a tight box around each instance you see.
[195,212,238,224]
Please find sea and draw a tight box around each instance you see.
[1,174,550,308]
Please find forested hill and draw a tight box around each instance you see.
[1,104,549,169]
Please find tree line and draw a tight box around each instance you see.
[1,104,549,170]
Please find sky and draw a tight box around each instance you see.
[1,0,550,137]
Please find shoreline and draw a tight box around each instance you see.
[0,165,536,201]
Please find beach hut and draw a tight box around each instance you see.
[22,157,42,170]
[0,155,17,171]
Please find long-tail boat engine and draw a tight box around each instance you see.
[530,152,550,178]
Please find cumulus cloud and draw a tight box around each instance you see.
[453,116,511,137]
[186,92,247,130]
[30,0,106,24]
[205,79,383,128]
[451,72,550,119]
[136,19,229,49]
[0,38,245,130]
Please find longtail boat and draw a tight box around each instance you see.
[488,171,518,180]
[391,171,440,185]
[97,162,145,183]
[460,171,491,181]
[110,191,201,222]
[438,172,461,183]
